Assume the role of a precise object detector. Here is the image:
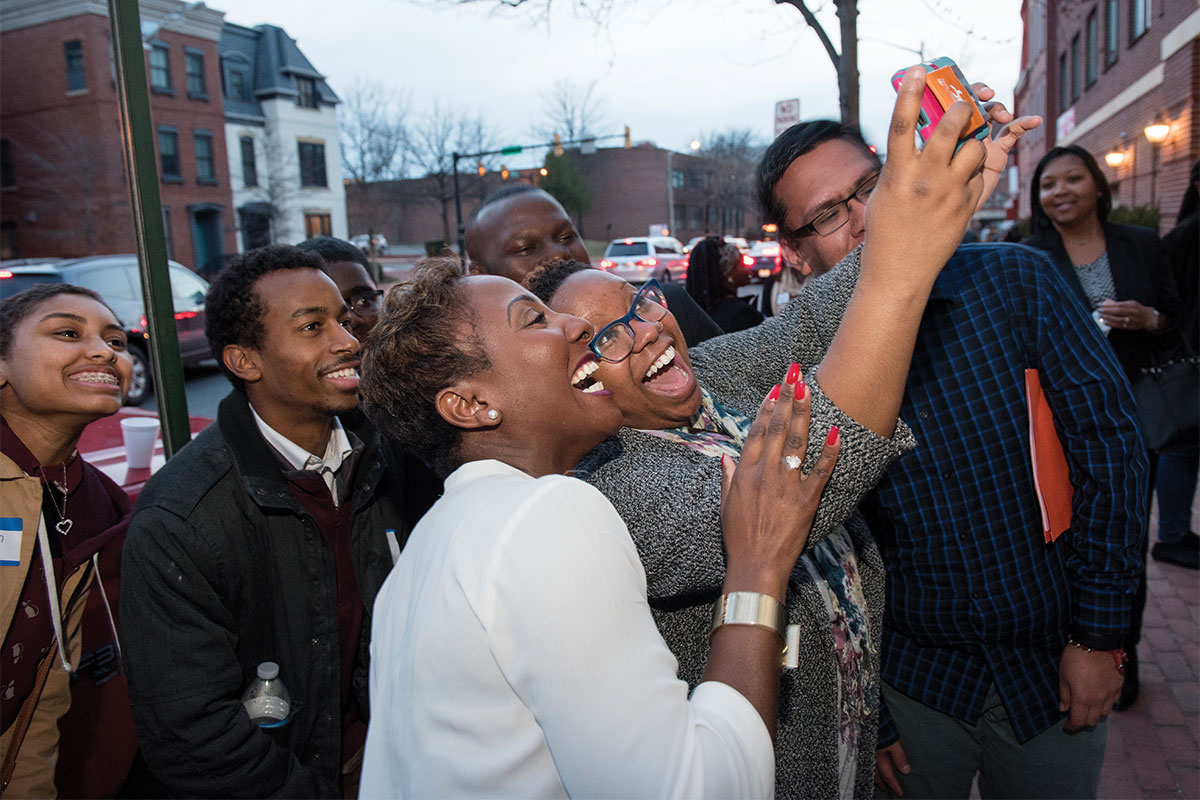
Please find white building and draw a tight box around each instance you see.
[219,22,346,250]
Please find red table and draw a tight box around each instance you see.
[78,408,214,501]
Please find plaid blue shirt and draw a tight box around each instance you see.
[862,244,1148,745]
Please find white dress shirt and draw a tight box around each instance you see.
[359,459,773,799]
[249,405,353,504]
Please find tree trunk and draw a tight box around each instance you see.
[776,0,860,128]
[835,0,860,129]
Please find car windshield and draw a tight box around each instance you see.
[751,242,779,255]
[0,273,64,298]
[606,242,650,257]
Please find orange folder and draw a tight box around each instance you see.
[1025,369,1074,543]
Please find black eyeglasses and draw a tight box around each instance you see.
[789,172,880,239]
[590,279,669,363]
[347,290,383,316]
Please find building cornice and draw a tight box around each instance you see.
[1,0,224,39]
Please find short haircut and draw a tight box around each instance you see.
[204,244,325,392]
[1030,145,1113,236]
[297,236,370,270]
[756,120,880,238]
[468,184,541,228]
[0,283,112,360]
[360,258,492,478]
[524,259,592,304]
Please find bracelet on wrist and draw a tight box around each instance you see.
[711,592,801,669]
[1067,636,1128,673]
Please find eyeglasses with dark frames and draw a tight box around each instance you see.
[789,172,881,239]
[590,279,669,363]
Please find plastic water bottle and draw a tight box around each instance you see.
[241,661,291,728]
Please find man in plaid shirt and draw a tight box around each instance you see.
[757,118,1145,799]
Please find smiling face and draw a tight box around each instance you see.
[466,191,590,282]
[452,275,624,473]
[1038,153,1102,229]
[0,293,133,427]
[549,270,702,431]
[231,268,361,438]
[774,138,879,277]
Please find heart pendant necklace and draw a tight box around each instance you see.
[38,462,73,536]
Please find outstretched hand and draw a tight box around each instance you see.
[972,82,1043,212]
[864,66,987,288]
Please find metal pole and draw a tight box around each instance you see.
[109,0,191,457]
[452,152,466,271]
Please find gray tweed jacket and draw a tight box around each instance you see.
[577,249,910,799]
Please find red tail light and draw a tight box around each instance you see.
[599,260,615,269]
[0,270,12,279]
[742,255,754,268]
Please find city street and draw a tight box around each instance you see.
[137,359,227,419]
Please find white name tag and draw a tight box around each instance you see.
[0,517,23,566]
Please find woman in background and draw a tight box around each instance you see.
[685,236,764,333]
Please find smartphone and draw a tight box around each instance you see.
[891,57,990,151]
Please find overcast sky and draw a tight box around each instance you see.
[222,0,1024,167]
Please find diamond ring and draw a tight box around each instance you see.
[782,455,802,471]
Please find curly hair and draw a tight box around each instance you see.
[524,258,592,304]
[360,258,492,479]
[0,283,112,359]
[204,244,325,391]
[1029,145,1113,237]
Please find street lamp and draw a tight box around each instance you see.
[1143,114,1171,208]
[689,140,701,151]
[1104,150,1126,167]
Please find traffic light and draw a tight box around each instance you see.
[539,167,549,176]
[624,125,631,149]
[500,165,509,180]
[553,133,563,157]
[476,160,485,176]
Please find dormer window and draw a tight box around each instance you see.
[296,76,317,109]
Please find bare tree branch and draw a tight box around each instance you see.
[340,78,410,184]
[534,79,608,142]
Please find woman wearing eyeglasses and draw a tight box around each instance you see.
[358,259,839,797]
[526,70,991,799]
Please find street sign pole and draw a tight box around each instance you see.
[109,0,191,457]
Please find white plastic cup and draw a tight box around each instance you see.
[120,417,160,470]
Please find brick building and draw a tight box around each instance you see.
[345,144,762,249]
[1,0,237,269]
[1014,0,1199,232]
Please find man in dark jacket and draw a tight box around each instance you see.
[121,245,422,797]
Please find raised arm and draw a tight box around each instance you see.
[817,67,986,436]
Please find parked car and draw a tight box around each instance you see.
[598,236,688,283]
[351,233,389,255]
[0,255,212,405]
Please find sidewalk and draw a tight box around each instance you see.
[1100,494,1199,799]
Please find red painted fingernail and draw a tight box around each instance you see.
[785,363,802,384]
[826,426,840,445]
[796,380,807,400]
[767,384,781,402]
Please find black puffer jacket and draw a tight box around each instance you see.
[121,391,423,797]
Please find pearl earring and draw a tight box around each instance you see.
[487,409,499,420]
